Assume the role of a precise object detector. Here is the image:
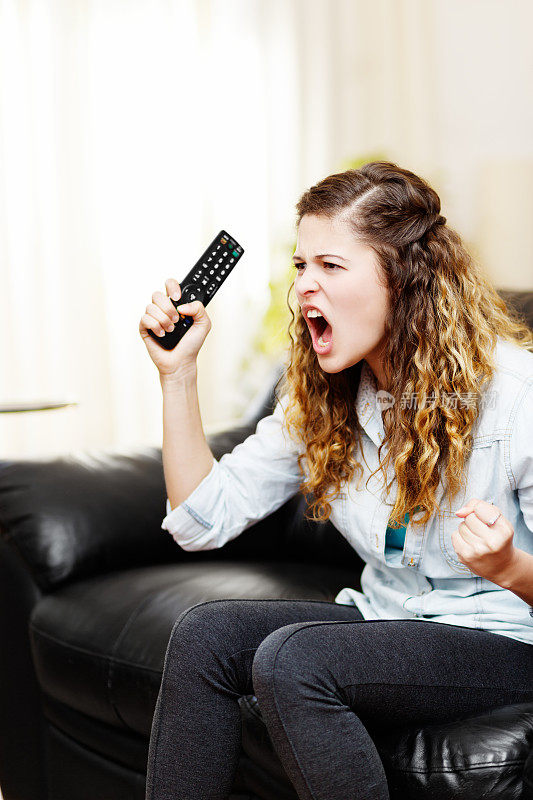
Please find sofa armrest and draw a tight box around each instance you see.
[0,447,170,592]
[0,537,47,800]
[0,403,276,593]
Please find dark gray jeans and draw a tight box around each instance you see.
[145,598,533,800]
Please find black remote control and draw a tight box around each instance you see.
[148,229,244,350]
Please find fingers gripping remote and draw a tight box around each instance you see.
[148,230,244,350]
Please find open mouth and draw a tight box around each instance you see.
[305,312,333,347]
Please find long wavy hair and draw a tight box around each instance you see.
[274,161,533,529]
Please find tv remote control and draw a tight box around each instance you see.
[148,229,244,350]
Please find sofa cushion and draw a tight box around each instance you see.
[377,703,533,799]
[29,559,363,736]
[239,694,533,800]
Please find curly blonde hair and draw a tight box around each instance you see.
[274,161,533,529]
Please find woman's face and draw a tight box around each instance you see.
[294,213,390,387]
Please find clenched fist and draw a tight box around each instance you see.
[139,278,212,378]
[452,498,517,584]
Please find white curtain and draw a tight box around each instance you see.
[1,0,532,460]
[0,0,305,458]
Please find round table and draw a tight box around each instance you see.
[0,401,79,413]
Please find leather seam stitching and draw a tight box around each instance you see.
[393,759,527,774]
[29,625,161,673]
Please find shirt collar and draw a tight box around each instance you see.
[355,360,385,446]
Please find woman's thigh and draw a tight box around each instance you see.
[252,618,533,728]
[161,598,365,696]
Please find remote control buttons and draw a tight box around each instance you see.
[179,284,206,306]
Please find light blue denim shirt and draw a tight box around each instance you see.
[162,336,533,645]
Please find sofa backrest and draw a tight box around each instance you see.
[498,289,533,330]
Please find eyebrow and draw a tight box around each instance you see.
[292,253,348,262]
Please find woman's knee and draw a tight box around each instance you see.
[165,599,242,661]
[252,622,319,698]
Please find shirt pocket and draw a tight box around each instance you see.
[438,436,500,577]
[439,511,477,576]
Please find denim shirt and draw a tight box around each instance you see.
[161,336,533,645]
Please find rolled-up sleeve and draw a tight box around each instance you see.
[160,395,304,551]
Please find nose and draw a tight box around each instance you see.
[295,264,321,298]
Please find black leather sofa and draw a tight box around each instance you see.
[1,289,533,800]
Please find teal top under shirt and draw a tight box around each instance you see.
[385,507,423,552]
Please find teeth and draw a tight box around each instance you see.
[317,335,327,347]
[306,309,323,318]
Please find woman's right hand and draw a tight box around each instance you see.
[139,278,212,378]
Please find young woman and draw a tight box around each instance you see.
[139,161,533,800]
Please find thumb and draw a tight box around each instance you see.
[455,498,480,517]
[176,300,201,315]
[176,300,209,324]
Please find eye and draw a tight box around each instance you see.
[292,262,341,271]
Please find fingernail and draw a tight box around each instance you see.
[171,292,180,301]
[455,506,467,514]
